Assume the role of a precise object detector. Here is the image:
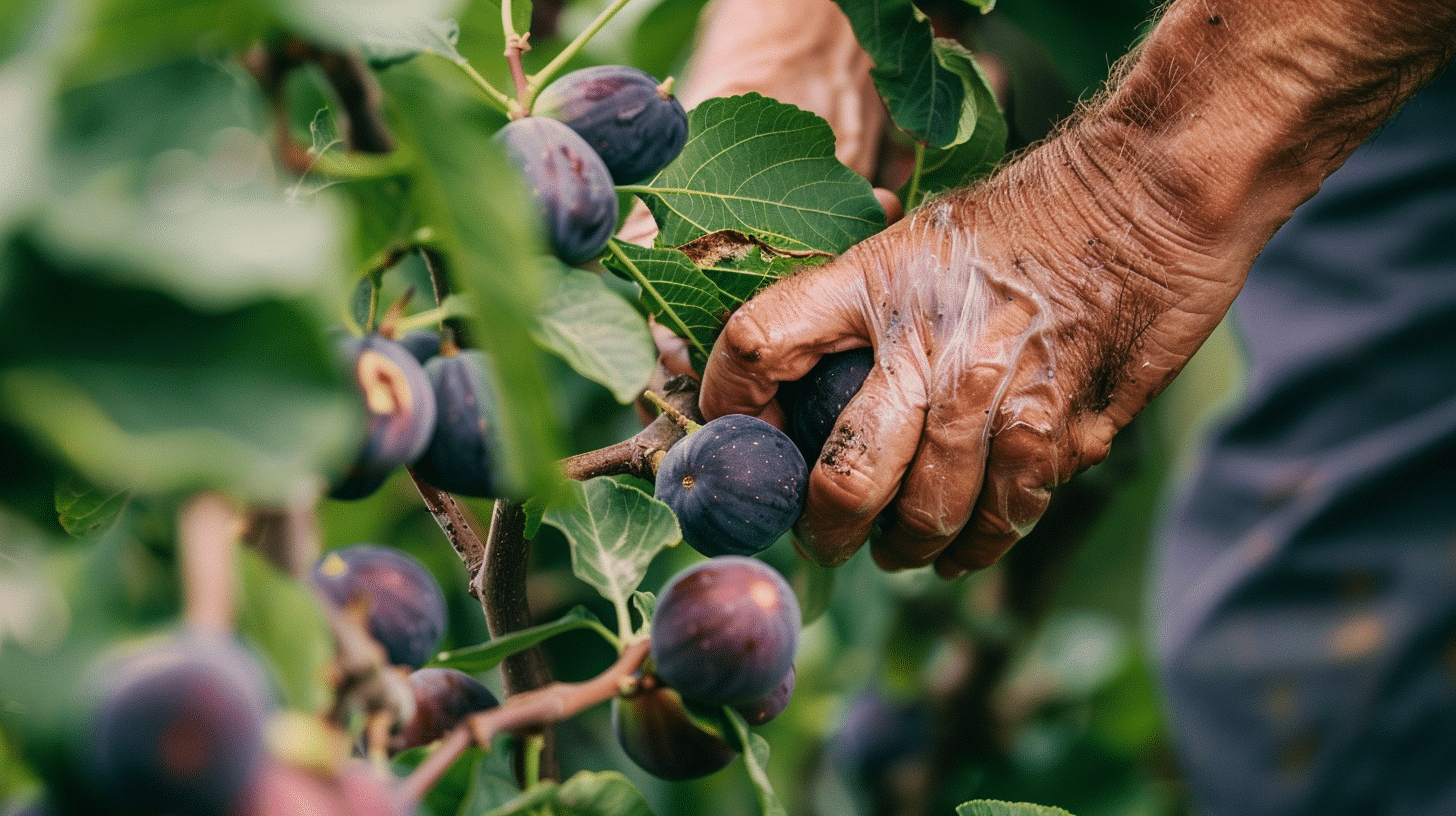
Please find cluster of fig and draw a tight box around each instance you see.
[495,66,688,265]
[614,557,801,780]
[308,544,499,754]
[328,330,507,501]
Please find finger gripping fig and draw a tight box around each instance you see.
[653,414,808,557]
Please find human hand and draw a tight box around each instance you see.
[697,138,1239,577]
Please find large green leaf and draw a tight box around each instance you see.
[533,263,656,405]
[0,241,353,504]
[833,0,987,149]
[542,478,680,621]
[901,39,1007,207]
[631,94,884,252]
[272,0,465,52]
[379,59,565,498]
[601,239,725,369]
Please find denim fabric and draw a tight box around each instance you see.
[1151,67,1456,816]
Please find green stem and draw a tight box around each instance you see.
[446,55,517,115]
[526,0,635,105]
[390,295,473,335]
[365,270,382,333]
[905,142,927,211]
[523,733,545,789]
[604,238,711,361]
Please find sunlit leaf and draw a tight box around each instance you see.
[54,475,129,538]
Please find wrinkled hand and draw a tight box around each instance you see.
[698,138,1240,578]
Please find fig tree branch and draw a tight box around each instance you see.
[396,638,650,806]
[560,374,703,482]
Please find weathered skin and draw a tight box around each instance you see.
[698,0,1456,577]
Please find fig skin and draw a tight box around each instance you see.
[650,556,800,705]
[733,664,795,727]
[493,116,618,265]
[654,414,808,557]
[535,65,689,184]
[328,334,437,500]
[611,683,738,781]
[390,667,499,753]
[82,632,274,816]
[412,350,504,499]
[309,544,448,670]
[777,347,874,463]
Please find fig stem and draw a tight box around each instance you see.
[390,295,471,336]
[527,0,634,104]
[446,56,518,115]
[396,638,652,807]
[904,142,927,211]
[559,373,704,482]
[642,389,702,434]
[504,32,533,112]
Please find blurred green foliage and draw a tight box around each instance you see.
[0,0,1226,815]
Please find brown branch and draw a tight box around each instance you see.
[397,638,650,806]
[409,471,487,601]
[561,374,703,482]
[178,492,246,633]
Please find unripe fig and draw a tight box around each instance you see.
[328,334,437,500]
[83,632,273,816]
[390,667,498,753]
[654,414,808,557]
[535,65,689,184]
[650,556,800,705]
[778,347,874,463]
[611,683,738,781]
[309,544,448,670]
[493,117,617,265]
[411,350,504,499]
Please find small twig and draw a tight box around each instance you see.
[527,0,634,103]
[396,638,650,805]
[504,33,533,113]
[178,492,246,633]
[241,503,321,580]
[409,472,487,600]
[560,374,703,482]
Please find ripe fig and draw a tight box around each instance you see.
[611,683,738,781]
[733,664,795,726]
[390,667,498,753]
[83,631,273,816]
[493,116,617,265]
[411,350,504,499]
[309,544,448,670]
[328,334,437,500]
[654,414,808,557]
[650,556,800,705]
[396,329,442,365]
[535,65,689,184]
[778,347,873,463]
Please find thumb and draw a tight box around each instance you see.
[699,256,872,420]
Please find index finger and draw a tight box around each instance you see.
[699,259,872,420]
